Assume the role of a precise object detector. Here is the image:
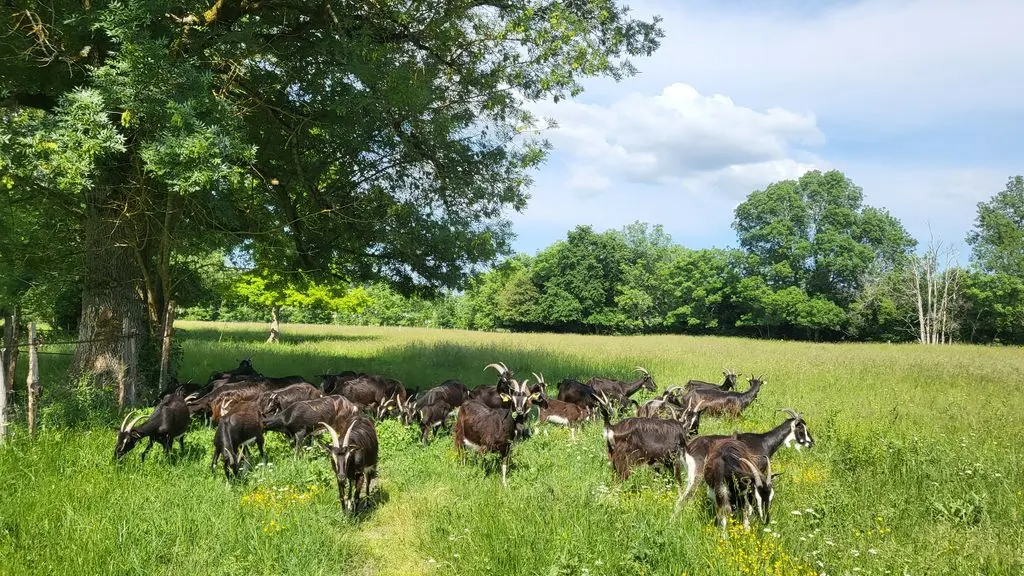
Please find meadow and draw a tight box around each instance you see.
[1,321,1022,576]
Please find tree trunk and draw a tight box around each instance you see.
[2,308,17,400]
[158,300,176,390]
[69,188,150,390]
[267,306,281,344]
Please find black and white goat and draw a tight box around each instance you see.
[453,377,535,487]
[702,438,779,535]
[114,391,191,462]
[678,408,814,503]
[320,416,379,514]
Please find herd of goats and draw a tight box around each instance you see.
[114,358,816,534]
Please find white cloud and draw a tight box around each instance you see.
[529,83,823,190]
[592,0,1024,127]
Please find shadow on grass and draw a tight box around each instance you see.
[178,325,381,346]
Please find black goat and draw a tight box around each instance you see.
[320,416,379,514]
[679,408,814,503]
[210,399,266,479]
[319,371,359,395]
[682,375,765,418]
[409,398,457,444]
[587,367,656,411]
[262,395,358,453]
[555,378,598,410]
[684,368,740,393]
[335,374,407,417]
[260,382,323,415]
[115,392,191,462]
[598,396,701,489]
[206,355,258,384]
[703,438,779,534]
[454,377,533,487]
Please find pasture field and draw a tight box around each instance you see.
[1,321,1023,575]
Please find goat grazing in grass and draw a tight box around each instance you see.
[210,399,266,479]
[115,391,191,462]
[702,438,779,535]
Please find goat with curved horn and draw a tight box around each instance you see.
[778,408,801,420]
[634,367,650,375]
[319,422,341,447]
[484,363,508,374]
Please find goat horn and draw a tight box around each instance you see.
[319,422,341,447]
[120,410,138,432]
[125,412,147,432]
[342,418,358,448]
[778,408,800,420]
[499,362,508,371]
[532,372,545,385]
[484,363,506,375]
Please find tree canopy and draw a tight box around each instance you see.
[1,0,663,385]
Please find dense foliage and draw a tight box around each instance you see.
[174,170,1024,344]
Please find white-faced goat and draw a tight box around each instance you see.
[683,368,740,393]
[678,408,814,502]
[702,438,779,535]
[453,377,535,487]
[115,391,191,462]
[320,416,379,514]
[532,373,590,440]
[682,375,765,418]
[210,399,266,479]
[587,367,657,411]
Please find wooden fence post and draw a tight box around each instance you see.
[119,323,137,408]
[27,322,39,439]
[159,300,176,391]
[0,354,7,444]
[2,308,17,398]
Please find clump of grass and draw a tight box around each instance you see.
[1,321,1022,575]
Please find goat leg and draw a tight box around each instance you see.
[140,437,156,463]
[256,434,267,466]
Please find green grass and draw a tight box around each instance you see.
[2,321,1023,575]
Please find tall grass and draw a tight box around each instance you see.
[1,321,1022,575]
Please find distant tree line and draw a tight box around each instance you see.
[169,171,1024,345]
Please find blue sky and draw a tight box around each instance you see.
[506,0,1024,258]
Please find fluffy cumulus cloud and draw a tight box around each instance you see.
[530,83,823,191]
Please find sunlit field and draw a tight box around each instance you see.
[2,321,1022,575]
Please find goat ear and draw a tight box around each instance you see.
[529,392,542,401]
[499,393,512,403]
[770,472,783,482]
